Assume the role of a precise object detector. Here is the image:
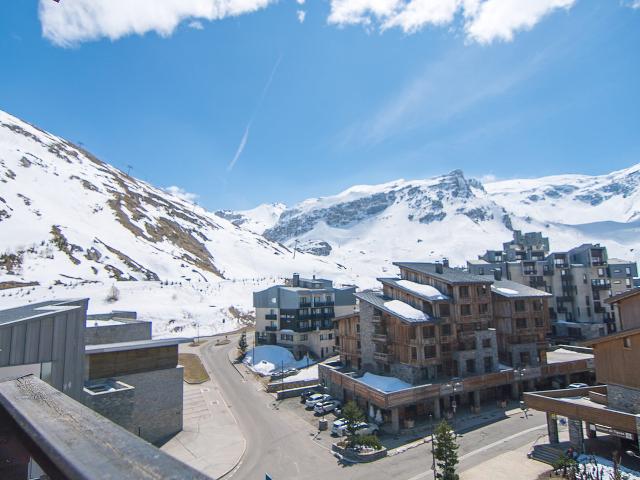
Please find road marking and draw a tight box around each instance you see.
[403,423,546,480]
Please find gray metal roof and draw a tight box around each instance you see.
[85,337,192,354]
[393,262,492,284]
[355,290,435,324]
[378,277,450,302]
[489,279,552,298]
[0,300,85,327]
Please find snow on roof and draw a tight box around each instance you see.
[383,299,431,323]
[356,372,412,393]
[86,319,125,327]
[546,348,593,364]
[396,279,448,301]
[496,287,519,295]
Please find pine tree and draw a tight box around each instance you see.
[342,401,365,447]
[433,420,459,480]
[238,332,248,357]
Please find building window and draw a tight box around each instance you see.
[626,267,632,275]
[356,323,361,333]
[424,345,436,358]
[535,317,544,328]
[460,304,472,316]
[280,333,294,341]
[441,324,452,336]
[533,301,542,312]
[423,325,435,338]
[411,347,417,361]
[441,343,451,353]
[466,359,476,374]
[300,334,308,341]
[623,337,632,349]
[459,286,470,298]
[516,318,527,329]
[482,338,491,348]
[483,356,493,373]
[515,300,526,312]
[357,340,361,350]
[598,268,605,277]
[479,303,489,314]
[477,285,487,296]
[439,304,450,317]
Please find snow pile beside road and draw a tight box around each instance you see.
[357,372,412,392]
[576,455,640,480]
[243,345,314,376]
[283,364,319,383]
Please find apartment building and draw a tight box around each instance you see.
[468,231,638,340]
[323,262,592,433]
[253,273,356,358]
[604,287,640,331]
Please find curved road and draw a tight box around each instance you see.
[201,334,549,480]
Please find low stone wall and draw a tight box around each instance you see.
[267,378,319,393]
[331,443,387,462]
[273,384,321,399]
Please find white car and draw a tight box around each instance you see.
[305,394,331,409]
[568,383,589,389]
[332,420,379,437]
[314,400,341,415]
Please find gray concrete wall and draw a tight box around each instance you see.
[85,320,152,346]
[607,384,640,415]
[84,366,184,445]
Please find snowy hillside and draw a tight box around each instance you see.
[0,110,351,335]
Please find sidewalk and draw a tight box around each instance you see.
[460,442,550,479]
[161,342,246,479]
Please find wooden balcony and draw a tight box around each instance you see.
[372,315,382,324]
[372,333,387,343]
[373,351,391,363]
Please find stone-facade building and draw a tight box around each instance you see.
[253,273,356,358]
[604,287,640,332]
[83,311,190,445]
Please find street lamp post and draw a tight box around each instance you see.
[429,413,436,480]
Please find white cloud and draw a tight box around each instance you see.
[328,0,577,43]
[38,0,274,46]
[227,125,251,172]
[465,0,575,44]
[188,20,204,30]
[479,173,498,183]
[297,10,307,22]
[296,0,306,4]
[622,0,640,8]
[165,186,199,203]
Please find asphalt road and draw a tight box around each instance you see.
[200,335,550,480]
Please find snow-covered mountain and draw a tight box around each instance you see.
[2,107,639,336]
[0,110,349,336]
[228,167,640,272]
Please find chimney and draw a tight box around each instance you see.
[292,273,300,287]
[435,262,444,274]
[493,269,502,281]
[442,258,450,268]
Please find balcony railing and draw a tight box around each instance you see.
[265,325,278,331]
[313,301,335,307]
[372,333,387,343]
[372,315,382,324]
[373,351,391,363]
[0,376,208,480]
[265,314,277,320]
[299,301,312,308]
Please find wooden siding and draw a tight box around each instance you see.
[592,331,640,389]
[87,346,178,380]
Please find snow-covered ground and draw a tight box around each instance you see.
[282,364,319,383]
[243,345,315,376]
[576,455,640,480]
[356,372,412,392]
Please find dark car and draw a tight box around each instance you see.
[300,389,318,403]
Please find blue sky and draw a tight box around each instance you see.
[0,1,639,210]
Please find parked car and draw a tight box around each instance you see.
[300,389,319,403]
[314,400,341,415]
[568,383,589,389]
[332,420,379,437]
[271,368,298,381]
[305,393,331,409]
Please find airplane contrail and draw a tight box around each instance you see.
[227,54,283,172]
